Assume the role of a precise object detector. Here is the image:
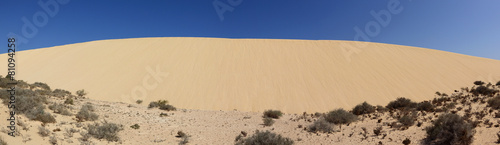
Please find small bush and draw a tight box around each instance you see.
[417,101,435,112]
[52,89,71,98]
[26,108,56,123]
[496,81,500,86]
[235,130,294,145]
[324,109,358,124]
[159,104,176,111]
[376,105,389,113]
[352,101,375,115]
[130,124,140,129]
[398,115,415,127]
[76,89,87,97]
[64,98,74,105]
[308,119,333,133]
[425,113,475,145]
[48,103,72,116]
[148,100,168,108]
[49,135,58,144]
[38,126,51,137]
[32,82,51,91]
[13,95,47,113]
[488,95,500,110]
[386,97,417,110]
[472,86,498,96]
[263,118,275,126]
[76,104,98,122]
[473,81,485,86]
[263,110,283,119]
[87,122,123,142]
[136,100,143,104]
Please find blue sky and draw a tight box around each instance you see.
[1,0,499,60]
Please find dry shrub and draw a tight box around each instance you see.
[417,101,435,112]
[263,118,275,126]
[76,104,98,122]
[235,130,293,145]
[488,95,500,110]
[425,113,475,145]
[398,115,415,127]
[324,109,358,124]
[308,119,333,133]
[386,97,417,110]
[49,103,72,116]
[87,122,123,142]
[352,102,375,115]
[38,126,51,137]
[263,110,283,119]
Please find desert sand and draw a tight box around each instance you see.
[0,38,500,145]
[1,37,499,114]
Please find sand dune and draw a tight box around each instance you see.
[1,37,499,113]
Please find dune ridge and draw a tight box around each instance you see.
[1,37,499,113]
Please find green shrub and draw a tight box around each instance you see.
[386,97,417,110]
[417,101,435,112]
[473,81,485,86]
[48,103,72,116]
[235,130,294,145]
[263,110,283,119]
[352,101,375,115]
[425,114,475,145]
[76,89,87,97]
[307,119,333,133]
[324,109,358,124]
[87,122,123,142]
[488,95,500,110]
[136,100,143,104]
[263,118,275,126]
[76,104,98,122]
[130,124,140,129]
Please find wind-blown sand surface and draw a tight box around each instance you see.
[1,37,500,113]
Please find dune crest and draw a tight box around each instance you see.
[2,37,500,113]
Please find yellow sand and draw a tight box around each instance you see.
[1,37,499,113]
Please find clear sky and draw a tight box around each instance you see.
[2,0,499,60]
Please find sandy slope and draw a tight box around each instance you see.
[1,37,499,113]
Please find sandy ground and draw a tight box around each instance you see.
[0,90,499,145]
[0,37,499,114]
